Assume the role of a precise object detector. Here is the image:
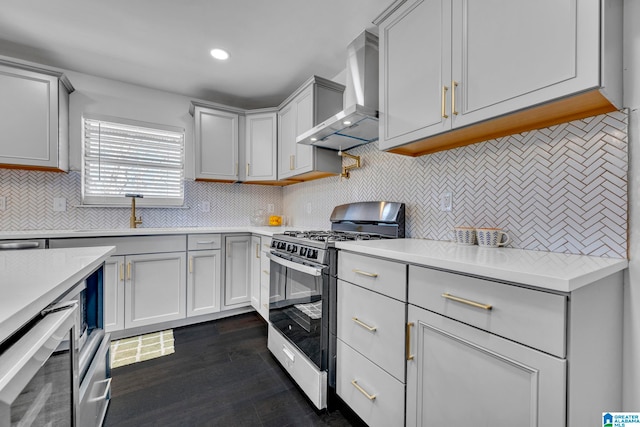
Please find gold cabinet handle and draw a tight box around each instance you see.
[442,293,492,310]
[127,262,131,281]
[235,162,238,175]
[441,85,449,119]
[263,303,268,309]
[351,380,376,401]
[227,242,231,257]
[263,270,269,275]
[353,269,378,278]
[289,154,295,170]
[189,256,193,274]
[246,163,250,177]
[256,243,260,258]
[452,80,459,115]
[352,317,377,332]
[406,322,415,361]
[119,263,124,282]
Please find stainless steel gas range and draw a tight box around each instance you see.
[266,201,405,410]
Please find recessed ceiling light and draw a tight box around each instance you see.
[311,137,317,142]
[210,48,229,60]
[343,120,352,125]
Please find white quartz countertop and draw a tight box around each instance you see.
[0,226,292,240]
[335,239,628,292]
[0,246,116,345]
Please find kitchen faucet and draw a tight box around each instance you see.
[125,193,143,228]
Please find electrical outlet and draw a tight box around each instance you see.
[267,204,274,213]
[201,201,210,212]
[306,202,312,214]
[53,197,66,212]
[0,196,5,211]
[440,192,452,211]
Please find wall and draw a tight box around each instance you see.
[284,111,628,259]
[623,0,640,410]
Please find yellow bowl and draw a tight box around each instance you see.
[268,215,282,226]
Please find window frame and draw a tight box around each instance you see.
[81,113,186,207]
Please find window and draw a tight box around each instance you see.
[82,115,185,206]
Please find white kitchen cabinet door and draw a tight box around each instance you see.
[224,235,252,308]
[250,236,261,311]
[379,0,452,150]
[194,106,239,182]
[278,86,312,180]
[406,305,566,427]
[0,62,71,171]
[103,255,125,333]
[124,252,187,329]
[245,112,277,182]
[187,249,221,317]
[450,0,600,128]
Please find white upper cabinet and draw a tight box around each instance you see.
[377,0,622,155]
[277,76,344,181]
[192,102,240,182]
[0,60,73,171]
[245,110,277,182]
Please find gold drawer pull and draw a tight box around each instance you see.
[353,269,378,278]
[189,256,193,273]
[442,293,492,310]
[351,380,376,401]
[263,270,269,275]
[406,322,414,361]
[352,317,377,332]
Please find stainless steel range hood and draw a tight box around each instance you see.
[297,31,379,151]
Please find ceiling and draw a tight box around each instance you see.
[0,0,390,109]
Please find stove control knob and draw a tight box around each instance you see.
[308,249,317,259]
[300,247,308,256]
[290,245,298,254]
[271,241,276,248]
[278,242,286,250]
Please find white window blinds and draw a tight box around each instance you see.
[82,116,185,206]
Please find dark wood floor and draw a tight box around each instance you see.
[104,313,360,427]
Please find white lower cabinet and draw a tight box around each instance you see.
[224,234,252,308]
[257,236,272,321]
[103,256,125,332]
[250,236,261,312]
[124,252,187,329]
[406,305,566,426]
[187,249,221,317]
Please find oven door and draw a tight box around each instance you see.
[268,252,328,370]
[0,301,79,426]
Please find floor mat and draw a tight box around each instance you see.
[110,330,175,368]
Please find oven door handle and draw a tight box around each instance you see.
[0,302,78,401]
[267,253,323,277]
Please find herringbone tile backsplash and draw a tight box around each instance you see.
[284,111,628,258]
[0,171,282,230]
[0,111,628,258]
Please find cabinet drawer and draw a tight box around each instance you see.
[50,235,186,255]
[337,280,406,380]
[187,234,221,250]
[409,266,567,357]
[268,325,326,409]
[338,251,406,301]
[337,339,404,427]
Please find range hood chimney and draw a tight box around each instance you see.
[296,30,379,151]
